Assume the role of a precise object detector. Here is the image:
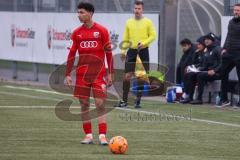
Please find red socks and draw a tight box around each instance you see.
[83,122,92,134]
[98,123,107,135]
[83,122,107,135]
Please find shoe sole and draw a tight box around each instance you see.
[99,142,108,145]
[80,141,94,144]
[134,106,141,109]
[222,103,231,107]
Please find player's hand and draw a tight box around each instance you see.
[138,43,143,50]
[221,49,227,55]
[208,70,215,76]
[106,73,114,87]
[66,76,73,89]
[121,54,126,62]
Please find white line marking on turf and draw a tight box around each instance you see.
[0,91,61,102]
[116,107,240,128]
[3,85,72,97]
[1,105,240,128]
[1,85,240,128]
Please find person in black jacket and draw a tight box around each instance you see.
[190,33,222,105]
[220,3,240,107]
[180,36,206,103]
[176,39,196,86]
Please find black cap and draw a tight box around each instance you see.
[196,36,205,46]
[204,33,215,41]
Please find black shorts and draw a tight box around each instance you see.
[125,47,149,73]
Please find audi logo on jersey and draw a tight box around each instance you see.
[80,41,98,48]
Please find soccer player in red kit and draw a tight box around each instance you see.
[65,2,114,145]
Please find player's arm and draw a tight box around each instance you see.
[103,28,114,87]
[222,22,230,55]
[65,32,77,87]
[141,20,156,47]
[121,22,130,61]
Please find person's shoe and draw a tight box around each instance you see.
[134,104,141,109]
[180,98,191,104]
[219,100,231,107]
[235,101,240,108]
[114,100,128,108]
[190,99,203,105]
[134,99,141,109]
[80,134,93,144]
[99,134,108,145]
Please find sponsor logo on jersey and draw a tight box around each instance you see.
[101,84,107,93]
[80,41,98,48]
[93,32,99,38]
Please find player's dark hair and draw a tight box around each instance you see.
[134,0,144,6]
[234,3,240,7]
[180,38,192,45]
[77,2,95,13]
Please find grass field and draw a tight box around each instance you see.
[0,82,240,160]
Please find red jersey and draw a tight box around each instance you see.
[66,22,114,83]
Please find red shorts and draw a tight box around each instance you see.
[74,76,107,99]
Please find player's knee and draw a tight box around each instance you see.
[79,99,89,107]
[95,100,104,108]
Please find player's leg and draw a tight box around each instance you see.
[122,72,134,104]
[134,78,146,108]
[79,98,94,144]
[190,72,208,104]
[220,55,235,104]
[95,97,108,145]
[74,79,93,144]
[92,80,108,145]
[138,47,150,73]
[180,72,197,103]
[234,58,240,107]
[191,72,219,105]
[135,48,150,108]
[115,49,137,107]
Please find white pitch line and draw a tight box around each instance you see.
[116,107,240,128]
[0,91,61,102]
[1,85,240,128]
[0,105,240,128]
[3,85,72,97]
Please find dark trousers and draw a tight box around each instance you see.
[196,72,220,100]
[123,48,149,102]
[184,72,198,100]
[176,65,182,85]
[221,54,240,101]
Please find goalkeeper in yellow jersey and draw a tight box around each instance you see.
[115,0,156,108]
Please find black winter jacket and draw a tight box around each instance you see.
[199,44,221,73]
[223,17,240,54]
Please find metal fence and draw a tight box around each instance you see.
[0,0,164,13]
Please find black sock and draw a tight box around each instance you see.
[122,80,130,102]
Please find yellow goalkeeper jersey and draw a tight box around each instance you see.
[121,17,156,54]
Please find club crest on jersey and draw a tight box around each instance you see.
[101,84,107,91]
[93,32,99,38]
